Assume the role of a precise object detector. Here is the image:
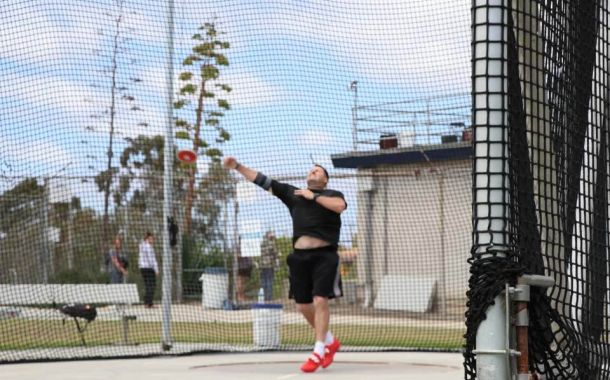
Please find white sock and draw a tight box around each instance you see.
[325,331,334,345]
[314,341,325,357]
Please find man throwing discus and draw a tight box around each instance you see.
[224,156,345,373]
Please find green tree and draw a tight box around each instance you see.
[117,135,168,212]
[114,135,235,298]
[0,180,106,284]
[0,178,44,233]
[174,22,232,234]
[193,162,236,244]
[114,135,188,237]
[116,135,235,245]
[0,178,45,282]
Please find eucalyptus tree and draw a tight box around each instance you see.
[174,22,232,234]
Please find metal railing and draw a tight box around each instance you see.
[351,93,471,151]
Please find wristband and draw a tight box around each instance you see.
[254,172,272,190]
[313,193,321,202]
[234,162,241,170]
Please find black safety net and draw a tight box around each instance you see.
[467,1,610,378]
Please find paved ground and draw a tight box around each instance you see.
[0,351,464,380]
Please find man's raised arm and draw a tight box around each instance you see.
[223,156,257,181]
[223,156,273,191]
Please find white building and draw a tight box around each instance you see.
[332,140,471,315]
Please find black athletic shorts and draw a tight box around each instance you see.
[287,245,342,304]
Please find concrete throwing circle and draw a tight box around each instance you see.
[191,360,461,378]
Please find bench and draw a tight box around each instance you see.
[0,284,140,345]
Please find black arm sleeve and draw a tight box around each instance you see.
[254,172,272,190]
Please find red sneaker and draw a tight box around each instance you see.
[322,338,341,368]
[300,352,324,373]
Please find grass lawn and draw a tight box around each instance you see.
[0,319,463,351]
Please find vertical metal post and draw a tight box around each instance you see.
[123,205,129,257]
[439,171,447,315]
[360,172,375,308]
[515,296,530,376]
[426,99,431,145]
[473,0,510,378]
[41,178,50,284]
[122,314,130,344]
[67,202,75,270]
[350,80,358,151]
[512,275,554,379]
[161,0,175,351]
[232,198,239,304]
[363,190,374,308]
[382,175,388,276]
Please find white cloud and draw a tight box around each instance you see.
[266,0,471,90]
[4,0,470,109]
[0,132,73,180]
[0,67,168,137]
[171,0,471,92]
[1,0,471,178]
[297,130,337,148]
[3,0,471,92]
[236,181,259,204]
[2,3,67,63]
[223,71,287,107]
[140,65,285,109]
[0,72,97,115]
[1,1,108,65]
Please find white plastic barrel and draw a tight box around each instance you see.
[199,267,228,309]
[252,303,283,348]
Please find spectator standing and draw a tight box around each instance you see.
[138,232,158,308]
[108,236,128,284]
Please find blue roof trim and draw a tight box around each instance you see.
[331,143,472,169]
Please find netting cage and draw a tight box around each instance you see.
[1,0,472,363]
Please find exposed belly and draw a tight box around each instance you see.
[294,235,331,249]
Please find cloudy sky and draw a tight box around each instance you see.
[1,0,471,241]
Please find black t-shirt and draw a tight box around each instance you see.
[270,180,346,245]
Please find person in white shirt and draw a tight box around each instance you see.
[138,232,158,308]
